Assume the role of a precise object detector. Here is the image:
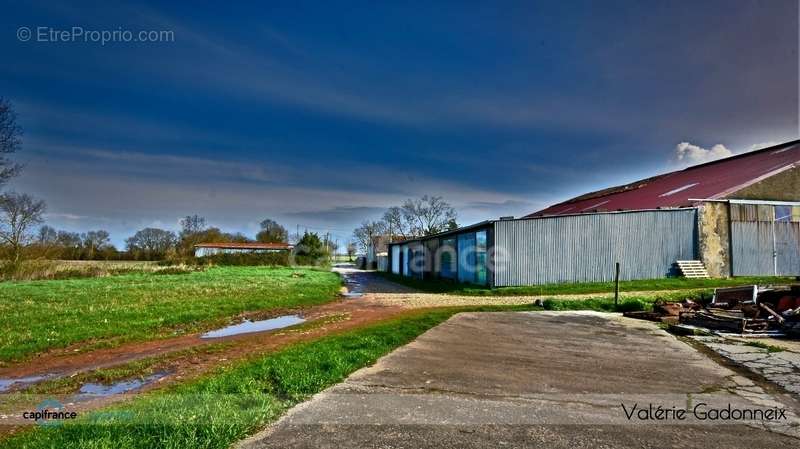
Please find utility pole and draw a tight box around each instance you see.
[614,262,620,307]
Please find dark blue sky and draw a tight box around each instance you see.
[2,0,798,247]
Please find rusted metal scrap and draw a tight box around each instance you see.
[623,299,699,323]
[624,284,800,338]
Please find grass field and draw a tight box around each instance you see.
[377,272,797,296]
[0,266,342,363]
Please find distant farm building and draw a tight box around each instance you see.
[194,242,293,257]
[366,235,395,271]
[388,141,800,286]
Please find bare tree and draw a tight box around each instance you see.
[346,241,356,261]
[82,230,111,259]
[383,206,411,241]
[401,195,457,236]
[352,220,387,254]
[256,218,288,243]
[37,225,58,245]
[0,192,46,264]
[0,99,23,187]
[125,228,178,260]
[179,214,207,237]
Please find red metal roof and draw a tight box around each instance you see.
[194,242,293,250]
[529,140,800,217]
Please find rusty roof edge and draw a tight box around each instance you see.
[519,207,698,220]
[710,162,798,200]
[528,139,800,216]
[386,220,495,246]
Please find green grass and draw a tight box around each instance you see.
[539,289,710,313]
[377,272,796,296]
[0,307,504,449]
[0,266,342,363]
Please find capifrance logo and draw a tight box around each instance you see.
[22,399,77,427]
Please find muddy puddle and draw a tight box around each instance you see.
[201,315,306,339]
[72,372,169,400]
[0,375,51,392]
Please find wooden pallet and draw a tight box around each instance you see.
[676,260,710,278]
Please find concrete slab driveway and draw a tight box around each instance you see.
[239,312,800,449]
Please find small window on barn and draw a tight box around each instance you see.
[775,205,792,223]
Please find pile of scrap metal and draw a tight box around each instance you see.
[623,299,702,324]
[624,285,800,337]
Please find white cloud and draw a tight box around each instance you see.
[674,141,733,166]
[43,213,88,221]
[749,141,779,151]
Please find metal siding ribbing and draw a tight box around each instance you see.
[401,244,410,276]
[732,222,800,276]
[731,222,775,275]
[776,223,800,275]
[493,210,697,286]
[409,242,425,279]
[390,245,400,274]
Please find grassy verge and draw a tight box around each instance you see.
[0,307,516,449]
[0,260,202,282]
[377,272,796,296]
[0,266,341,363]
[538,289,711,313]
[743,341,785,353]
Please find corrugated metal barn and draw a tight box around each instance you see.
[387,140,800,287]
[388,209,696,287]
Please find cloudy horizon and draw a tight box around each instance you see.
[3,0,798,248]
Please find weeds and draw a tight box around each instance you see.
[743,341,785,353]
[0,260,203,281]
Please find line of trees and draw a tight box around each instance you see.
[352,195,458,253]
[16,215,299,263]
[33,226,117,260]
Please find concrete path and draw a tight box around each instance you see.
[692,335,800,396]
[238,312,800,448]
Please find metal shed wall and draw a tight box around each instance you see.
[493,209,697,286]
[390,245,400,274]
[731,222,800,276]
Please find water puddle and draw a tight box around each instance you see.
[340,272,365,298]
[200,315,305,339]
[72,372,169,400]
[0,375,50,392]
